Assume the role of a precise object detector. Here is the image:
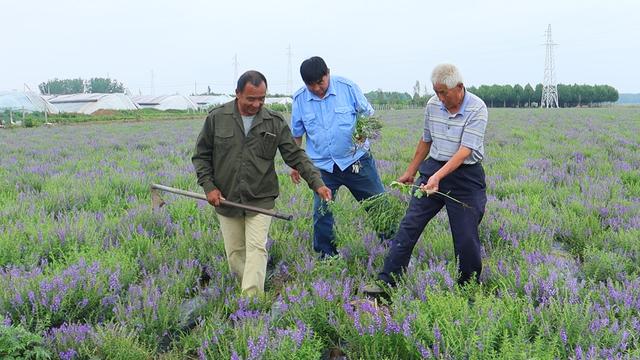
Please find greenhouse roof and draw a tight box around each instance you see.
[0,91,59,113]
[132,94,197,111]
[47,93,138,114]
[189,95,233,109]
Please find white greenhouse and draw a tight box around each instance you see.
[133,95,197,111]
[0,91,59,114]
[189,95,234,110]
[265,97,293,105]
[47,93,138,114]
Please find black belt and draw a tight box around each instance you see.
[429,158,480,168]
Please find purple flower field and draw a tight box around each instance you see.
[1,107,639,359]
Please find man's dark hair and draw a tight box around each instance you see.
[236,70,267,93]
[300,56,329,84]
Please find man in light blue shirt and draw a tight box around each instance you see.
[290,56,386,258]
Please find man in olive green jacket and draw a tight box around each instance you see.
[193,70,331,296]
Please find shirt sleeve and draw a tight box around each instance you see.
[191,115,217,194]
[278,123,324,191]
[460,105,488,151]
[422,106,432,143]
[290,98,306,137]
[352,83,374,116]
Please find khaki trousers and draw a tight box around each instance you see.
[216,213,272,296]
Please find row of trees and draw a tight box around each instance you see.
[35,77,618,108]
[364,90,415,106]
[366,83,618,108]
[364,80,433,107]
[469,83,618,108]
[38,78,125,95]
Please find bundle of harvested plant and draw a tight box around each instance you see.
[352,115,383,151]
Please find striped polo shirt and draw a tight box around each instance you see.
[423,89,488,164]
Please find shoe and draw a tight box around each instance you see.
[198,265,212,288]
[363,283,384,295]
[319,253,339,261]
[363,282,392,302]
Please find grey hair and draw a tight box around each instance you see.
[431,64,463,89]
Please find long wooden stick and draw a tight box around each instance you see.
[150,183,293,221]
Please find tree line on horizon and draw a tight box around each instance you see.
[35,77,619,108]
[38,78,125,95]
[366,83,619,108]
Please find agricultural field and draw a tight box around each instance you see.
[1,107,639,359]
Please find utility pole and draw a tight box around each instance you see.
[233,54,239,88]
[286,44,293,96]
[151,70,155,96]
[541,24,559,108]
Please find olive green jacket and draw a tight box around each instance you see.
[192,100,324,217]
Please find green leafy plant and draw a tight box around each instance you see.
[360,193,407,236]
[353,115,383,149]
[0,325,51,360]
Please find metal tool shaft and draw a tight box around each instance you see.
[150,183,293,221]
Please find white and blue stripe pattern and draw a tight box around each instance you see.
[423,90,488,164]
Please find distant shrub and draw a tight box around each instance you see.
[23,117,35,128]
[266,103,291,113]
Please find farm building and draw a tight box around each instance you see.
[47,93,138,114]
[0,91,59,114]
[189,95,234,110]
[133,95,197,111]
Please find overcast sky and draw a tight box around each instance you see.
[2,0,639,96]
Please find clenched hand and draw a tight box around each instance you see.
[206,189,225,207]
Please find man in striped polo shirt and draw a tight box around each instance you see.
[365,64,488,297]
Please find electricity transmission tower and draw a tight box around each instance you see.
[541,24,559,108]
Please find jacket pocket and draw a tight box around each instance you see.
[213,123,234,162]
[214,122,234,141]
[257,130,278,159]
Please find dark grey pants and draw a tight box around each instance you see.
[378,158,487,286]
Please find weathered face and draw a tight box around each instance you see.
[306,74,330,98]
[236,81,267,116]
[433,83,464,111]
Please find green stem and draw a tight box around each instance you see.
[389,181,471,208]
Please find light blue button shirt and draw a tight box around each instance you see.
[291,76,374,172]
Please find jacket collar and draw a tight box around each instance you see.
[223,99,272,134]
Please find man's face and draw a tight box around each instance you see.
[236,81,266,116]
[306,74,330,98]
[433,83,464,111]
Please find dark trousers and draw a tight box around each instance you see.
[313,152,385,257]
[378,158,487,285]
